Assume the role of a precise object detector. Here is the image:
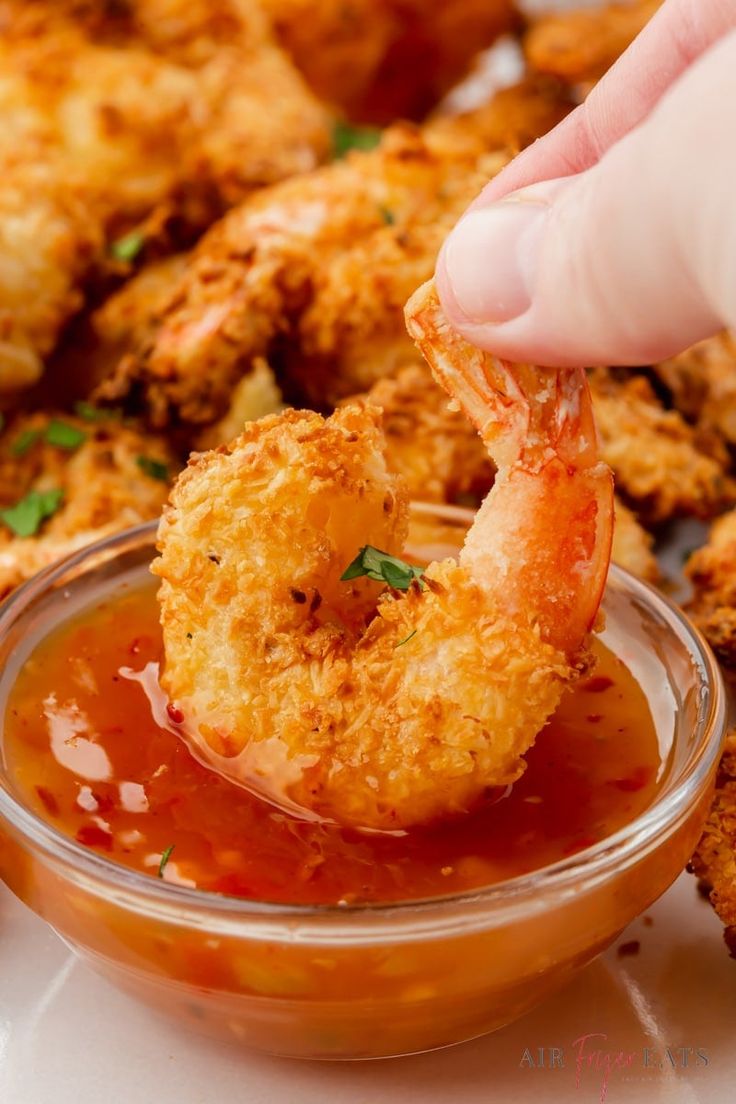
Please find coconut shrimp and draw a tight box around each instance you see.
[153,283,613,830]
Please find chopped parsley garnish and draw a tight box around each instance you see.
[332,120,382,159]
[136,455,169,482]
[74,401,121,423]
[378,205,395,225]
[341,545,424,591]
[109,230,145,263]
[11,429,41,457]
[158,844,174,878]
[395,629,417,649]
[0,488,64,538]
[45,419,87,450]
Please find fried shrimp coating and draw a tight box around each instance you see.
[589,369,734,523]
[259,0,518,123]
[611,498,658,583]
[689,730,736,957]
[351,363,655,580]
[154,284,612,830]
[0,412,174,598]
[97,81,572,428]
[348,361,494,505]
[654,332,736,453]
[0,0,329,391]
[686,510,736,671]
[524,0,663,86]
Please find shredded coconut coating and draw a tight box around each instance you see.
[154,405,573,830]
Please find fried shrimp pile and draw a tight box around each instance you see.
[153,283,613,830]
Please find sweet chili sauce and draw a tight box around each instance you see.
[3,582,662,906]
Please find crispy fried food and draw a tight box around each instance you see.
[350,361,657,581]
[97,81,572,429]
[524,0,663,86]
[611,498,658,582]
[654,332,736,453]
[0,411,174,598]
[348,361,494,505]
[0,0,329,391]
[260,0,518,123]
[689,730,736,956]
[196,359,283,450]
[154,281,611,829]
[686,509,736,670]
[590,369,734,523]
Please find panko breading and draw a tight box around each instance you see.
[260,0,518,123]
[611,497,658,583]
[96,81,572,428]
[590,369,734,523]
[654,332,736,454]
[348,361,656,581]
[348,361,494,505]
[153,374,597,830]
[524,0,663,86]
[151,282,611,830]
[686,509,736,670]
[0,0,329,391]
[0,411,174,597]
[689,730,736,957]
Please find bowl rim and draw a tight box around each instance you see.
[0,515,726,930]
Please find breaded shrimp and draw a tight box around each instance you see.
[0,0,329,391]
[689,729,736,956]
[654,332,736,453]
[686,509,736,671]
[590,369,734,523]
[96,81,573,427]
[524,0,663,86]
[0,411,174,598]
[153,283,613,830]
[259,0,518,123]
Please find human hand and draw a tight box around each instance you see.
[436,0,736,366]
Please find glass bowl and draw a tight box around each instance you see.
[0,509,726,1060]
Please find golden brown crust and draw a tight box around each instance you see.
[611,497,658,582]
[0,410,175,596]
[154,404,573,829]
[524,0,663,86]
[346,361,494,506]
[260,0,519,123]
[654,332,736,454]
[690,730,736,955]
[590,368,735,523]
[686,509,736,670]
[96,81,573,428]
[0,0,329,390]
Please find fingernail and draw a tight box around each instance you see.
[439,200,548,325]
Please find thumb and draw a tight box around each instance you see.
[436,29,736,367]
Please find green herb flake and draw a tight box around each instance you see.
[332,120,382,159]
[11,429,41,457]
[394,629,417,649]
[74,401,122,423]
[341,545,424,592]
[109,230,145,263]
[136,455,169,482]
[158,844,175,878]
[378,205,395,225]
[45,419,87,450]
[0,488,64,538]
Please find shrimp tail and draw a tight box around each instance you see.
[405,281,613,655]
